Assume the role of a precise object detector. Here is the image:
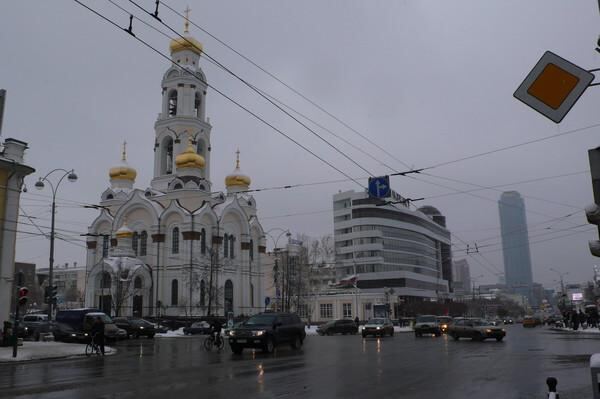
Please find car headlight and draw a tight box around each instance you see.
[84,333,88,337]
[229,330,235,336]
[442,324,448,329]
[376,326,381,330]
[140,327,144,329]
[254,330,265,336]
[485,329,492,333]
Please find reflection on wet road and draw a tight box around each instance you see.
[0,326,598,398]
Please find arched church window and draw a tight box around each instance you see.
[196,140,204,156]
[161,136,174,175]
[200,280,206,307]
[132,232,139,255]
[201,228,206,254]
[224,280,233,314]
[102,236,109,258]
[172,227,180,254]
[140,231,148,256]
[171,279,178,306]
[101,272,112,289]
[229,235,235,259]
[168,90,178,117]
[249,239,254,261]
[194,92,201,118]
[134,276,142,289]
[199,184,205,190]
[106,194,114,200]
[166,140,173,174]
[173,183,183,190]
[223,234,229,258]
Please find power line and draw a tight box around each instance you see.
[75,0,365,189]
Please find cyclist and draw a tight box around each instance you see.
[209,319,223,347]
[91,316,105,355]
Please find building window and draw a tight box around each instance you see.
[171,279,178,306]
[140,231,147,256]
[172,227,180,254]
[342,303,352,318]
[101,272,112,289]
[297,304,308,318]
[161,136,174,175]
[223,234,229,258]
[134,276,142,289]
[200,280,206,307]
[201,228,206,254]
[168,89,177,117]
[229,235,235,258]
[249,239,254,261]
[132,232,139,255]
[224,280,233,314]
[102,236,109,258]
[194,92,201,118]
[250,283,254,308]
[320,304,333,319]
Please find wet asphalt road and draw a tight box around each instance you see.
[0,325,598,399]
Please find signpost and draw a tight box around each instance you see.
[514,51,595,123]
[368,176,390,199]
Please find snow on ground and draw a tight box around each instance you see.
[155,327,187,338]
[0,341,115,362]
[550,327,600,334]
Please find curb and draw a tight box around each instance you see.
[0,347,117,365]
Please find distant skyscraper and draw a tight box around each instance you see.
[498,191,533,303]
[452,259,471,294]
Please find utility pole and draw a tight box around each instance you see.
[587,147,600,257]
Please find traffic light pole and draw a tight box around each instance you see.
[48,198,56,320]
[12,287,20,358]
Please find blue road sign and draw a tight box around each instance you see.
[368,176,390,198]
[265,296,271,306]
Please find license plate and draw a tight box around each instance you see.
[236,339,247,343]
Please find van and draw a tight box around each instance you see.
[55,309,125,341]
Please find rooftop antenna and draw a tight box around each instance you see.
[0,89,6,137]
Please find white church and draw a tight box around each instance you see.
[84,19,266,318]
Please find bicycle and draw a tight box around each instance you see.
[203,332,224,351]
[85,334,103,357]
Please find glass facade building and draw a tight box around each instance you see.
[333,190,452,300]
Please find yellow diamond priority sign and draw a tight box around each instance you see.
[514,51,594,123]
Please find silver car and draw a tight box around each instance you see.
[362,318,394,337]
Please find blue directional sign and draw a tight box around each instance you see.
[264,296,271,306]
[368,176,390,198]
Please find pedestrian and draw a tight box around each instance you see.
[91,316,105,355]
[579,310,586,329]
[572,311,580,331]
[354,316,360,327]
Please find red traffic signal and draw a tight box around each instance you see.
[18,287,29,306]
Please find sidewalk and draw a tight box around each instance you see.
[0,342,116,363]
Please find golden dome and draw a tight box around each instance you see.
[169,36,203,56]
[115,223,133,239]
[225,150,251,188]
[109,141,137,181]
[175,139,205,169]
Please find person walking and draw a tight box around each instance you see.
[91,316,106,355]
[354,316,360,327]
[572,311,580,331]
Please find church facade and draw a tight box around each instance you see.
[84,22,266,318]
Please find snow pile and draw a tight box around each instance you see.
[305,326,319,336]
[155,327,187,338]
[550,326,600,334]
[304,325,413,336]
[0,341,115,362]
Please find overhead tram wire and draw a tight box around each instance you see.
[158,0,414,171]
[125,0,377,179]
[76,1,366,189]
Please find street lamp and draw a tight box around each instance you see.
[35,168,78,320]
[550,268,569,310]
[265,228,291,311]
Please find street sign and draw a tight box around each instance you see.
[368,176,390,198]
[264,296,271,306]
[514,51,594,123]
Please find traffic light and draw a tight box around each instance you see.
[588,147,600,257]
[17,287,29,306]
[44,285,58,304]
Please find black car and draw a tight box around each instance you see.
[113,318,156,339]
[183,321,211,335]
[53,322,88,342]
[317,319,358,335]
[228,312,306,354]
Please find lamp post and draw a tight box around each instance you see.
[550,268,569,310]
[265,228,291,311]
[35,168,77,320]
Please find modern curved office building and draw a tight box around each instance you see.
[333,190,453,304]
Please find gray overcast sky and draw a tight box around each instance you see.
[2,1,600,289]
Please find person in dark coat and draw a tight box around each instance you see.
[572,311,580,331]
[354,316,360,327]
[91,316,105,355]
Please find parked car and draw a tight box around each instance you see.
[183,321,211,335]
[448,318,506,341]
[414,315,441,337]
[362,318,394,338]
[436,316,453,333]
[113,318,156,338]
[21,314,53,341]
[503,318,514,324]
[317,319,358,335]
[52,322,88,342]
[228,312,306,354]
